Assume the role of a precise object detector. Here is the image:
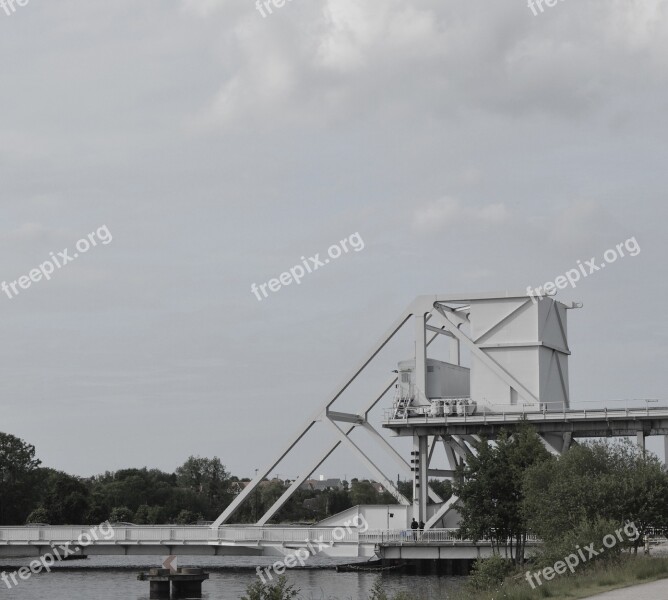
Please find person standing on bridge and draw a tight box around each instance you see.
[419,520,425,540]
[411,518,418,541]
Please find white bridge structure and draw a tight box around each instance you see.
[3,292,667,561]
[0,524,540,560]
[211,292,668,535]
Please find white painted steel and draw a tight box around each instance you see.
[0,526,539,547]
[384,406,668,426]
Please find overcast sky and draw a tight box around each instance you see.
[1,0,667,481]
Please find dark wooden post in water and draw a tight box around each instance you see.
[139,567,209,599]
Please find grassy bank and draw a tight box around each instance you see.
[452,555,668,600]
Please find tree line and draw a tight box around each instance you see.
[0,431,443,526]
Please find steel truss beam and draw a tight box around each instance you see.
[213,297,451,528]
[213,292,560,530]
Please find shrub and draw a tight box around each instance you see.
[26,507,50,524]
[241,574,299,600]
[109,506,133,522]
[175,509,202,524]
[467,555,515,591]
[537,518,626,573]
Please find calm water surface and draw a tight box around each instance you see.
[0,556,464,599]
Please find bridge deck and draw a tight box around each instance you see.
[0,527,516,559]
[383,406,668,437]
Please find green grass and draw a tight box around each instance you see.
[451,555,668,600]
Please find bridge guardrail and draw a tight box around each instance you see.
[0,526,540,546]
[361,529,541,545]
[0,525,362,545]
[384,405,668,425]
[216,527,360,544]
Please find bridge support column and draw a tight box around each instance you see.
[412,313,430,523]
[637,431,646,456]
[664,436,668,466]
[562,432,572,452]
[413,434,429,523]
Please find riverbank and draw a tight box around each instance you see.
[581,576,668,599]
[452,556,668,600]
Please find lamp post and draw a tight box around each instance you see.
[254,468,259,522]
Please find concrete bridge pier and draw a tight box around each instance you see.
[140,568,209,599]
[149,579,170,599]
[380,557,474,575]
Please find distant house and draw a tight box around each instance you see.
[370,481,385,494]
[300,478,343,492]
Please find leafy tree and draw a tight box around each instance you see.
[134,504,152,524]
[350,480,381,505]
[41,472,90,524]
[326,488,353,515]
[0,432,42,524]
[176,456,233,516]
[132,504,169,525]
[397,480,413,502]
[607,440,668,545]
[524,440,668,552]
[85,505,109,524]
[85,492,111,524]
[260,480,286,513]
[93,468,175,513]
[176,509,203,524]
[455,422,551,563]
[109,506,134,522]
[429,479,453,503]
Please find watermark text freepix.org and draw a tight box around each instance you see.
[256,515,368,583]
[255,0,293,18]
[2,224,113,301]
[527,236,640,303]
[528,0,565,17]
[1,522,115,589]
[525,521,639,589]
[251,232,365,302]
[1,0,29,17]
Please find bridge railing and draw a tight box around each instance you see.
[215,526,360,544]
[361,529,462,544]
[361,529,542,545]
[0,525,363,545]
[0,526,539,546]
[384,404,668,425]
[0,526,216,544]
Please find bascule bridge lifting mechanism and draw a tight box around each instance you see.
[212,292,668,531]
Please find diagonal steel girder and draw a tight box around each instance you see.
[212,299,432,528]
[213,296,494,528]
[326,418,410,505]
[255,376,397,525]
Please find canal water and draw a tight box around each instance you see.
[0,556,464,599]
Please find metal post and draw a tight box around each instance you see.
[412,434,428,523]
[415,314,427,406]
[412,433,420,520]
